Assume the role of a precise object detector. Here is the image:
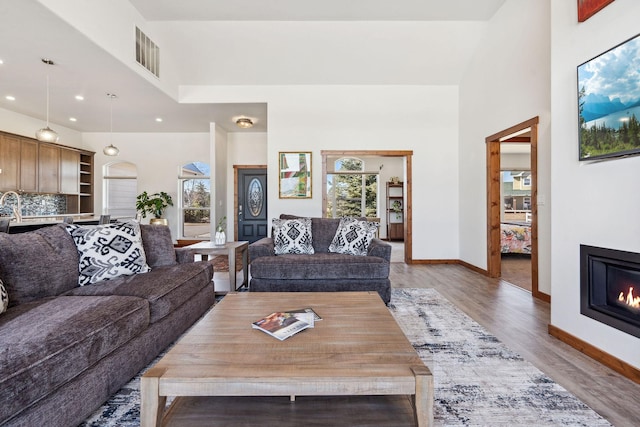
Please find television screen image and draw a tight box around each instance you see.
[577,32,640,161]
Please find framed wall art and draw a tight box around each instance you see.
[577,33,640,161]
[578,0,615,22]
[279,152,312,198]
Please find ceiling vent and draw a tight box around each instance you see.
[135,27,159,78]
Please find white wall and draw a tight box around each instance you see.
[81,132,210,240]
[458,0,552,294]
[551,0,640,368]
[183,84,461,259]
[40,0,181,98]
[0,107,83,147]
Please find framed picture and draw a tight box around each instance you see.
[578,0,615,22]
[279,152,312,198]
[577,33,640,161]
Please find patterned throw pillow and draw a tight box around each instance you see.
[0,278,8,314]
[65,221,151,286]
[272,218,314,255]
[328,217,379,256]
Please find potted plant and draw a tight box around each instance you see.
[215,216,226,245]
[135,191,174,225]
[391,200,403,220]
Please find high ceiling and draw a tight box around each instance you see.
[130,0,506,22]
[0,0,505,135]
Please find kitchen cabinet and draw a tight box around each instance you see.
[38,143,60,193]
[0,134,38,192]
[60,149,79,194]
[0,131,94,215]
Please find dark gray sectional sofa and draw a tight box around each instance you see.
[0,223,214,427]
[249,215,392,303]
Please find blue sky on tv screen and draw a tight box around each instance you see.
[578,35,640,123]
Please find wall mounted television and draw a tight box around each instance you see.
[578,33,640,161]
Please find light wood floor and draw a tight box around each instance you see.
[391,263,640,427]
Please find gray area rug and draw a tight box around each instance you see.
[80,288,610,426]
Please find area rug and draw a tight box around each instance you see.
[80,288,611,426]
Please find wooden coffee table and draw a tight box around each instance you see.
[140,292,433,426]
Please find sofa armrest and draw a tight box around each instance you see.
[249,237,275,261]
[368,238,391,262]
[175,247,195,264]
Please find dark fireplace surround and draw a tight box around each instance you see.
[580,245,640,338]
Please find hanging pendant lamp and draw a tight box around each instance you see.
[35,59,59,143]
[103,93,120,156]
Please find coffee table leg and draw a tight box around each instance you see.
[411,366,434,427]
[141,367,167,427]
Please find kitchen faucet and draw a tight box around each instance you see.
[0,191,23,223]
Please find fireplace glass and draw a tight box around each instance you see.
[580,245,640,338]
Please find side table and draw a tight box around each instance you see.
[185,241,249,293]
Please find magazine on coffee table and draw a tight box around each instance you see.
[252,311,313,341]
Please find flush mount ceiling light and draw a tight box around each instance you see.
[103,93,119,156]
[35,58,59,143]
[236,117,253,129]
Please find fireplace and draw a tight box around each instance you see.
[580,245,640,338]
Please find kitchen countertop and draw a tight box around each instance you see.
[4,215,129,232]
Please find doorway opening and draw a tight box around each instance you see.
[321,150,413,263]
[486,117,544,300]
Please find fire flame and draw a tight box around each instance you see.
[618,287,640,309]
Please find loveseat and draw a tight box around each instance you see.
[0,222,214,427]
[249,215,392,303]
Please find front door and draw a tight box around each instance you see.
[237,168,267,243]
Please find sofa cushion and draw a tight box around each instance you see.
[0,278,7,314]
[66,220,151,286]
[0,224,79,307]
[273,218,314,255]
[279,214,368,253]
[0,295,149,423]
[250,253,389,280]
[64,261,213,323]
[328,217,379,256]
[140,224,177,268]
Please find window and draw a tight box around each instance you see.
[326,157,378,218]
[180,162,210,238]
[104,162,137,217]
[523,176,531,187]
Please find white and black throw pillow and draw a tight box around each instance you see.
[0,278,8,314]
[65,220,151,286]
[272,218,314,255]
[328,217,379,256]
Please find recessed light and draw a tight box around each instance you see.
[75,95,84,101]
[0,59,4,65]
[69,117,77,122]
[155,117,163,122]
[5,95,15,101]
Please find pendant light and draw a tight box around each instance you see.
[103,93,119,156]
[35,59,59,143]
